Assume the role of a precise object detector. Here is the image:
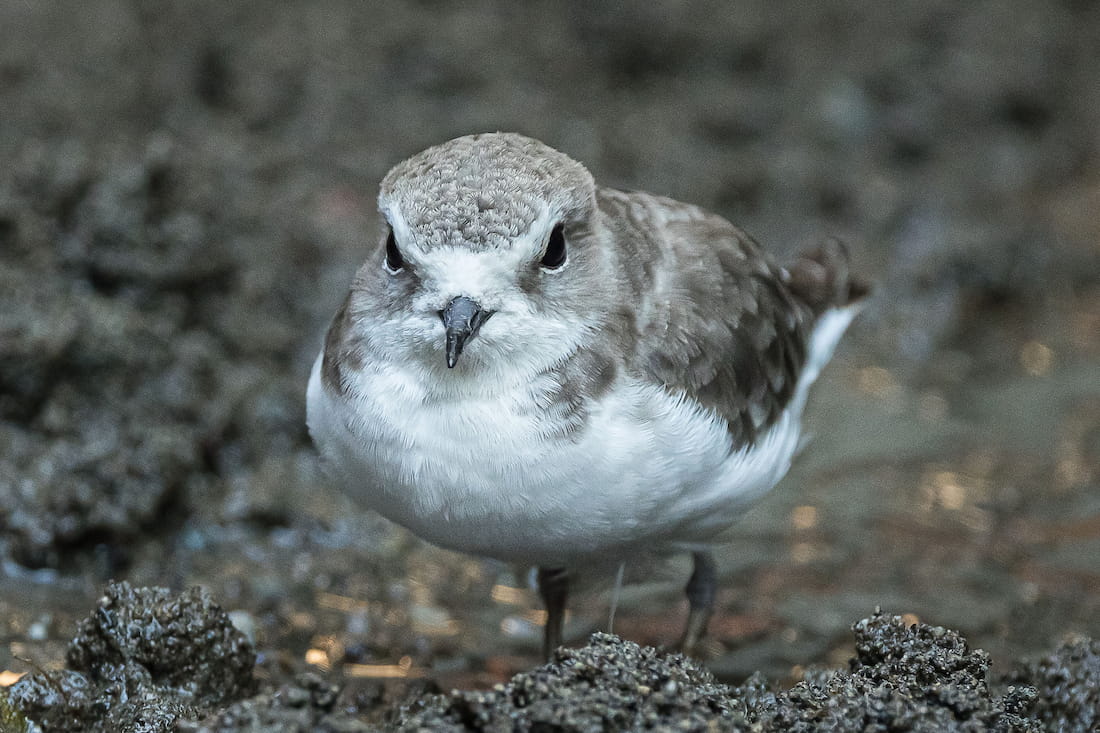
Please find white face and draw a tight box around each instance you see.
[350,197,603,387]
[384,202,557,313]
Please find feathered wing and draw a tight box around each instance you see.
[599,189,867,448]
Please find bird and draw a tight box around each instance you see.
[307,132,868,660]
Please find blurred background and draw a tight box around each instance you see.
[1,0,1098,699]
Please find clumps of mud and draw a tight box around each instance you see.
[8,582,256,732]
[8,589,1099,732]
[394,613,1043,732]
[757,614,1038,731]
[398,632,751,731]
[1003,636,1100,731]
[180,672,373,733]
[0,139,321,571]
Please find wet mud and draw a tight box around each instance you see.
[5,587,1098,731]
[1,0,1099,730]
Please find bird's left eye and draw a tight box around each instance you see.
[384,229,404,273]
[540,224,567,270]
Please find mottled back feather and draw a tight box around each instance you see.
[598,189,865,447]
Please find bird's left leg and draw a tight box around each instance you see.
[678,551,717,655]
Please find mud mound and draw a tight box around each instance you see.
[9,582,255,732]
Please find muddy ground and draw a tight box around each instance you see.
[1,1,1099,730]
[6,584,1097,731]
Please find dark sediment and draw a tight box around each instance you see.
[179,673,374,733]
[8,582,255,732]
[0,139,317,571]
[1002,636,1100,732]
[7,588,1099,732]
[1,1,1099,730]
[394,614,1041,732]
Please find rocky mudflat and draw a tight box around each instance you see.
[1,1,1098,730]
[3,583,1098,731]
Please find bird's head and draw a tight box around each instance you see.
[347,133,612,379]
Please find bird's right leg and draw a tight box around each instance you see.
[536,566,569,661]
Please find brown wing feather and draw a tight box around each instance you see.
[599,189,846,447]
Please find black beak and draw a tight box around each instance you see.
[439,296,493,368]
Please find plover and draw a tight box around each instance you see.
[307,133,868,659]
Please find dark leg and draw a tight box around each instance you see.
[679,551,717,655]
[537,566,569,661]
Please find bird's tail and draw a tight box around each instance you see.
[785,237,871,314]
[783,238,870,410]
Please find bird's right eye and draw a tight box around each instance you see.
[384,229,404,273]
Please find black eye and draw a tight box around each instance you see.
[384,229,404,272]
[540,224,567,270]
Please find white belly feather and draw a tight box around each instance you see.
[306,306,858,568]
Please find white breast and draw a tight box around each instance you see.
[306,305,858,569]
